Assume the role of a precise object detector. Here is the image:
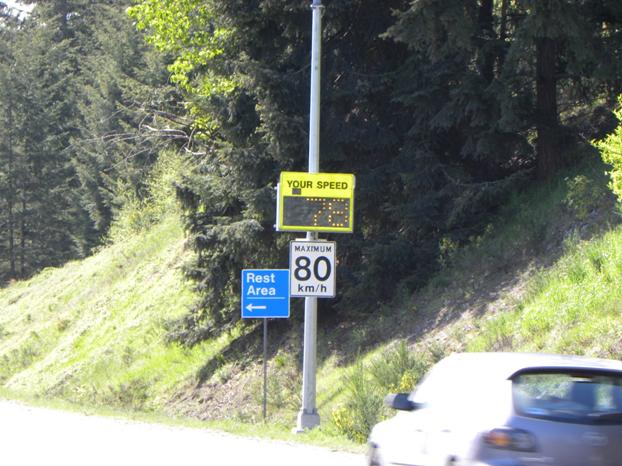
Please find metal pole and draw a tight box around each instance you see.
[263,319,268,422]
[308,0,322,175]
[296,0,322,432]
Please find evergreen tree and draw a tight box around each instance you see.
[6,17,80,274]
[131,0,413,340]
[381,0,622,268]
[70,1,176,250]
[127,0,622,340]
[390,0,622,180]
[0,17,21,278]
[0,1,174,279]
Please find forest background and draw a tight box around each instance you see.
[2,0,622,384]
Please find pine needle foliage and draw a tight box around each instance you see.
[126,0,622,343]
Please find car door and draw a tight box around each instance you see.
[381,407,431,466]
[384,362,457,466]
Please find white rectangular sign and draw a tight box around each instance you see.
[289,240,336,298]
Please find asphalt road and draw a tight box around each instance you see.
[0,400,364,466]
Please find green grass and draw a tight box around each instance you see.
[1,156,621,447]
[0,214,225,406]
[321,160,622,441]
[0,150,361,450]
[468,227,622,357]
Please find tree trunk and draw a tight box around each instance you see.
[496,0,509,72]
[478,0,495,83]
[6,99,17,278]
[20,196,26,278]
[535,36,560,179]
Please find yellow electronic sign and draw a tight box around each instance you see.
[277,172,355,233]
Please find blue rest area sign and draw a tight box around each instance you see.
[241,269,290,319]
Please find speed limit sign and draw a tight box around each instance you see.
[289,240,336,297]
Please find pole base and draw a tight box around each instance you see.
[294,409,320,432]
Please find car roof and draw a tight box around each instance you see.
[436,352,622,380]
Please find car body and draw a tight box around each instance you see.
[367,352,622,466]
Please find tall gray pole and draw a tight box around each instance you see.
[296,0,322,432]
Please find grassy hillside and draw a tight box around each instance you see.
[0,153,255,423]
[1,156,621,446]
[309,159,622,441]
[0,213,240,408]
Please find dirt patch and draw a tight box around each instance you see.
[166,365,260,421]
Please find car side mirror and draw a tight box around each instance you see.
[384,393,417,411]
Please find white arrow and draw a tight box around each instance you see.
[246,303,267,312]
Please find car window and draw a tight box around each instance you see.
[512,370,622,424]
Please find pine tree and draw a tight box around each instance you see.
[7,17,79,273]
[131,0,414,340]
[129,0,622,339]
[0,1,178,280]
[382,0,622,265]
[70,1,175,250]
[0,18,21,279]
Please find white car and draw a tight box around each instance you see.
[367,352,622,466]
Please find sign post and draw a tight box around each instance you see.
[294,0,324,433]
[241,269,290,421]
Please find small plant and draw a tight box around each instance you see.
[249,352,301,419]
[107,150,191,242]
[330,362,384,443]
[564,175,605,221]
[438,236,459,269]
[107,378,151,410]
[594,97,622,203]
[122,346,135,367]
[56,319,71,332]
[331,344,437,443]
[350,327,370,352]
[213,361,236,384]
[370,341,427,393]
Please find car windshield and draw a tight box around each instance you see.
[512,370,622,424]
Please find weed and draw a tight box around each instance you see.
[56,319,71,332]
[213,361,236,384]
[438,236,459,269]
[330,362,384,443]
[106,378,151,410]
[330,343,438,442]
[122,346,135,367]
[0,333,43,381]
[468,312,517,352]
[370,341,427,393]
[249,353,301,419]
[426,341,448,363]
[273,353,289,369]
[564,174,606,220]
[350,327,370,352]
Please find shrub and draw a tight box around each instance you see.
[331,343,439,442]
[564,174,606,220]
[370,341,428,393]
[330,362,384,443]
[107,150,190,242]
[594,96,622,203]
